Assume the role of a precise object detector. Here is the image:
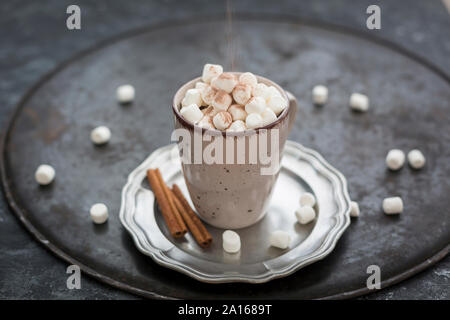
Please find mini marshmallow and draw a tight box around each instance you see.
[261,108,277,126]
[300,192,316,207]
[197,115,215,129]
[266,86,281,98]
[239,72,258,88]
[202,105,218,117]
[91,126,111,145]
[228,104,247,121]
[201,85,217,105]
[350,201,360,218]
[252,83,268,98]
[349,93,369,112]
[213,111,232,130]
[35,164,55,185]
[211,73,238,93]
[116,84,135,103]
[202,64,223,83]
[195,81,207,92]
[245,113,263,129]
[408,149,426,169]
[312,85,328,105]
[245,96,266,114]
[227,120,247,132]
[383,197,403,215]
[295,206,316,224]
[212,90,232,111]
[232,83,252,105]
[180,104,203,124]
[386,149,405,170]
[269,230,291,249]
[182,88,203,107]
[222,230,241,253]
[267,95,287,115]
[90,203,109,224]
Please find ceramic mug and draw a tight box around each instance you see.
[172,73,297,229]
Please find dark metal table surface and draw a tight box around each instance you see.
[1,0,449,299]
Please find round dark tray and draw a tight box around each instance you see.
[1,16,449,299]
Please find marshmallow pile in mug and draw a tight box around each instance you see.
[179,64,288,132]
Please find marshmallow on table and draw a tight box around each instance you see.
[261,108,277,126]
[222,230,241,253]
[350,201,360,217]
[116,84,135,104]
[267,95,287,116]
[295,206,316,224]
[312,85,328,105]
[212,90,232,111]
[201,85,217,105]
[269,230,291,249]
[245,113,263,129]
[91,126,111,145]
[202,64,223,83]
[182,88,204,107]
[386,149,405,170]
[35,164,55,185]
[383,197,403,215]
[408,149,426,169]
[227,120,247,132]
[228,104,247,121]
[232,83,252,105]
[197,115,215,129]
[300,192,316,207]
[180,104,203,124]
[239,72,258,88]
[349,93,369,112]
[211,73,238,93]
[90,203,109,224]
[245,96,266,114]
[213,111,232,130]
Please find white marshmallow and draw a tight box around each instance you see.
[350,201,360,217]
[197,115,215,129]
[202,105,218,117]
[295,206,316,224]
[252,83,268,98]
[213,111,232,130]
[239,72,258,88]
[116,84,135,103]
[407,149,426,169]
[267,95,288,115]
[349,93,369,112]
[211,73,238,93]
[383,197,403,215]
[222,230,241,253]
[312,85,328,105]
[212,90,232,111]
[386,149,405,171]
[300,192,316,207]
[182,88,203,107]
[90,203,109,224]
[228,104,247,121]
[227,120,247,132]
[266,86,281,98]
[201,85,217,105]
[232,83,252,105]
[245,97,266,114]
[195,81,207,92]
[202,64,223,83]
[245,113,263,129]
[91,126,111,145]
[180,104,203,124]
[269,230,291,249]
[261,108,277,126]
[35,164,55,185]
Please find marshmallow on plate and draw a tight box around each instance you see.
[91,126,111,145]
[228,104,247,121]
[349,93,369,112]
[383,197,403,215]
[116,84,135,103]
[312,85,328,105]
[213,111,232,130]
[202,64,223,83]
[211,73,238,93]
[197,115,215,129]
[201,85,217,105]
[232,83,252,105]
[90,203,109,224]
[407,149,426,169]
[212,90,232,111]
[182,88,203,107]
[35,164,55,185]
[386,149,405,170]
[261,108,277,126]
[239,72,258,88]
[295,206,316,224]
[180,104,203,124]
[245,113,263,129]
[269,230,291,249]
[350,201,360,217]
[227,120,247,132]
[222,230,241,253]
[245,96,266,114]
[300,192,316,207]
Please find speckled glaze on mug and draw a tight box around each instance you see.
[172,73,297,229]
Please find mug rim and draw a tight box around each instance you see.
[172,72,291,137]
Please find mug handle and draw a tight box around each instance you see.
[286,91,298,133]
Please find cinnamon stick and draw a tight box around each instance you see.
[172,184,212,246]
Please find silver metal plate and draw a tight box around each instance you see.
[120,141,351,283]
